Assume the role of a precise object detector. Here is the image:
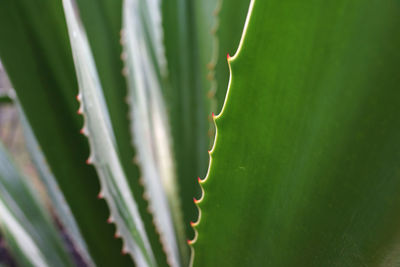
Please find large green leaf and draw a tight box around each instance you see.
[192,0,400,266]
[0,1,130,265]
[0,142,73,267]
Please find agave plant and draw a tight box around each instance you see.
[0,0,400,266]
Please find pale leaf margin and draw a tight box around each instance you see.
[188,0,255,265]
[122,0,187,266]
[16,98,95,267]
[62,0,156,266]
[0,142,72,267]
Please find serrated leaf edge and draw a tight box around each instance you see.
[121,0,184,266]
[63,0,156,265]
[188,1,255,265]
[205,0,223,143]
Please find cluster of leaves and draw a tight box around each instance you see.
[1,0,400,266]
[0,0,249,266]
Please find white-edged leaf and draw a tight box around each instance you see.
[0,199,48,267]
[0,142,74,267]
[62,0,155,266]
[122,0,186,266]
[16,100,95,267]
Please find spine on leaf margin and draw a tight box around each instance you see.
[121,0,193,266]
[63,0,156,265]
[188,0,254,260]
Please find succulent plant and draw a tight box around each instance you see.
[0,0,399,266]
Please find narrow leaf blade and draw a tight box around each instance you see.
[17,102,94,266]
[62,0,155,265]
[122,0,186,265]
[161,0,209,247]
[0,1,130,265]
[0,142,74,267]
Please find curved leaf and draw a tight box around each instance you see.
[0,142,73,267]
[17,102,94,266]
[62,0,155,265]
[72,0,170,265]
[0,1,131,265]
[122,0,185,266]
[192,0,400,266]
[162,0,209,243]
[193,0,221,136]
[214,0,251,110]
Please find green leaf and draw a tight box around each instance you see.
[192,0,400,266]
[0,142,74,267]
[0,1,131,265]
[62,0,155,265]
[162,0,248,245]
